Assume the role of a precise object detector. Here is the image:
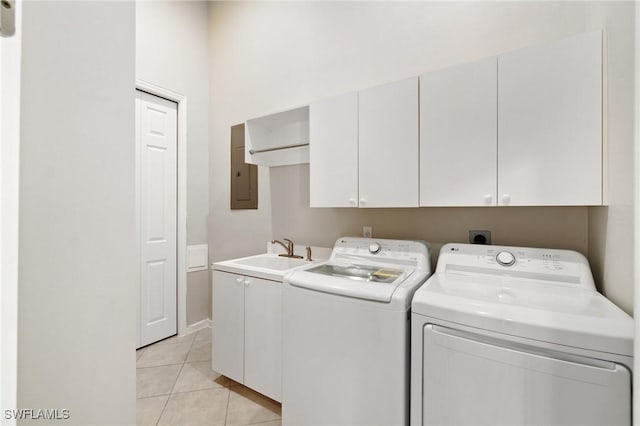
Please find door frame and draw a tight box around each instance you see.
[135,80,188,336]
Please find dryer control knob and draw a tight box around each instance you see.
[369,243,382,254]
[496,251,516,266]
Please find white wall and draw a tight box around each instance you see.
[270,164,589,258]
[136,1,211,325]
[586,2,636,314]
[18,2,136,424]
[209,1,634,313]
[1,0,22,420]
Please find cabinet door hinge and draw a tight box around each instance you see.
[0,0,15,38]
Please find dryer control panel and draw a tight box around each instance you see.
[438,243,595,290]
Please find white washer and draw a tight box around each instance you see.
[411,243,634,426]
[283,237,432,426]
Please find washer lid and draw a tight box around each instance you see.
[286,261,414,303]
[412,273,634,357]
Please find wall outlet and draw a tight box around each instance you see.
[363,226,373,238]
[469,230,491,245]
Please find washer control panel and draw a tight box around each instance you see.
[331,237,431,272]
[437,243,594,289]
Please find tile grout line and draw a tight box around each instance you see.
[223,383,231,426]
[153,333,198,425]
[136,362,185,370]
[169,331,199,394]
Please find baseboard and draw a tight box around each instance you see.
[182,318,212,336]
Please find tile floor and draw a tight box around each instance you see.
[136,328,281,426]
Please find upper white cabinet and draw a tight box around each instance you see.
[359,77,419,207]
[498,31,603,206]
[309,78,419,208]
[309,92,359,207]
[307,31,603,208]
[420,57,498,206]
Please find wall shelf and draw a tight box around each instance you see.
[245,106,309,167]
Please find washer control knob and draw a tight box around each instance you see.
[369,242,382,254]
[496,251,516,266]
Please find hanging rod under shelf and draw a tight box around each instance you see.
[249,143,309,155]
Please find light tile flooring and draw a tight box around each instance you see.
[136,328,281,426]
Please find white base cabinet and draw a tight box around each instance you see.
[212,270,282,402]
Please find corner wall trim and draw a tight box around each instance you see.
[135,79,188,337]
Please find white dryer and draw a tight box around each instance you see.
[283,237,432,426]
[411,243,633,426]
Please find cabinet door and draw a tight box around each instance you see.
[420,57,498,206]
[212,271,244,383]
[244,277,282,402]
[309,92,359,207]
[498,31,602,206]
[359,77,419,207]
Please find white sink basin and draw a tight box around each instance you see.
[229,254,311,271]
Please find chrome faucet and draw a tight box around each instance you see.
[271,238,303,259]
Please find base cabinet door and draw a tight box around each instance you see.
[244,277,282,401]
[212,271,245,383]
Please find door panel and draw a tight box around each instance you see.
[358,77,419,207]
[422,324,630,426]
[145,261,166,322]
[420,57,497,206]
[136,90,178,347]
[212,271,245,383]
[497,31,602,206]
[244,277,282,401]
[309,92,359,207]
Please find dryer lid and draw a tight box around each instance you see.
[413,272,634,357]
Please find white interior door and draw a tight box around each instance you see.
[136,90,178,348]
